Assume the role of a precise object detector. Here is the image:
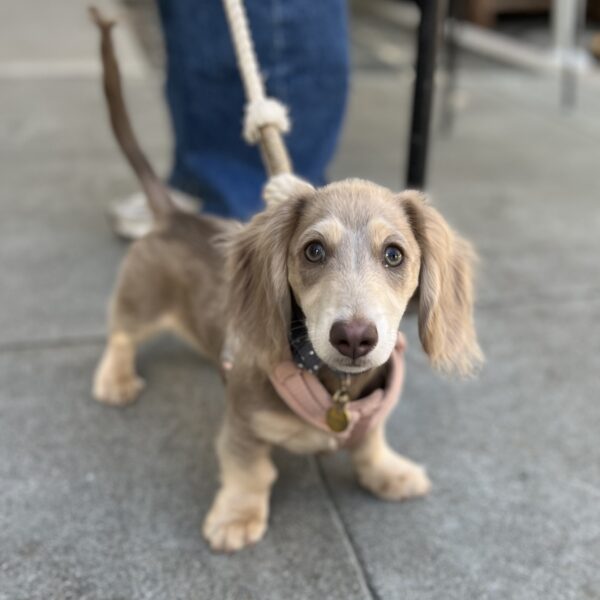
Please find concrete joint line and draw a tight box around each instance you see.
[312,457,380,600]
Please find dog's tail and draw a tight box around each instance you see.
[89,6,174,221]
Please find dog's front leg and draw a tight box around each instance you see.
[350,422,431,501]
[203,416,277,553]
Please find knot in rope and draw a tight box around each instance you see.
[262,173,314,205]
[243,97,290,145]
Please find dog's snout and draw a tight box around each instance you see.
[329,319,378,359]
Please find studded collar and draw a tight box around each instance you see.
[288,298,323,374]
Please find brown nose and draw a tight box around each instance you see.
[329,319,378,359]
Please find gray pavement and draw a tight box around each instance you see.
[1,2,599,599]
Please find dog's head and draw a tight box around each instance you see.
[227,179,483,376]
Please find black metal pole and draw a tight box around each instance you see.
[406,0,446,189]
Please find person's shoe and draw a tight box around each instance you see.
[108,189,199,240]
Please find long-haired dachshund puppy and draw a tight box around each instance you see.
[90,9,483,553]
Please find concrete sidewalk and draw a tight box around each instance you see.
[1,2,599,599]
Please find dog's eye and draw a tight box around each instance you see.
[384,245,403,267]
[305,242,326,263]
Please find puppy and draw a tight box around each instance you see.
[91,10,483,553]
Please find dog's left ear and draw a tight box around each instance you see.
[400,190,484,377]
[227,193,307,371]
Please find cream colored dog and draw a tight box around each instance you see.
[91,10,483,553]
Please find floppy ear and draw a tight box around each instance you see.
[227,196,305,371]
[400,191,483,377]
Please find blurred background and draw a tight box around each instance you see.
[1,1,599,599]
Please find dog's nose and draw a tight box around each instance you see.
[329,319,378,359]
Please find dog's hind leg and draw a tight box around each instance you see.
[92,242,178,406]
[93,329,146,406]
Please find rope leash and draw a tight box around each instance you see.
[221,0,295,181]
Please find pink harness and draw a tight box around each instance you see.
[269,333,406,447]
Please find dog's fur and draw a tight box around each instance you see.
[91,10,483,553]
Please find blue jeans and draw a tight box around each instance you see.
[157,0,349,220]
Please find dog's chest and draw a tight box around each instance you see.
[251,410,341,454]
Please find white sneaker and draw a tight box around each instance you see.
[108,189,199,240]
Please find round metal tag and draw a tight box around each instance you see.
[326,404,349,432]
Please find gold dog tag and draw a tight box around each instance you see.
[326,404,349,432]
[326,389,351,432]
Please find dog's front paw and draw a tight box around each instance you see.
[202,490,268,553]
[356,453,431,502]
[92,361,145,406]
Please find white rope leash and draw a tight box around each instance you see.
[221,0,291,151]
[221,0,314,202]
[221,0,264,103]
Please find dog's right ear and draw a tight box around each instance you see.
[227,193,307,371]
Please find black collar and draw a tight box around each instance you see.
[289,298,323,373]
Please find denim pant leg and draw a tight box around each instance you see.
[157,0,349,221]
